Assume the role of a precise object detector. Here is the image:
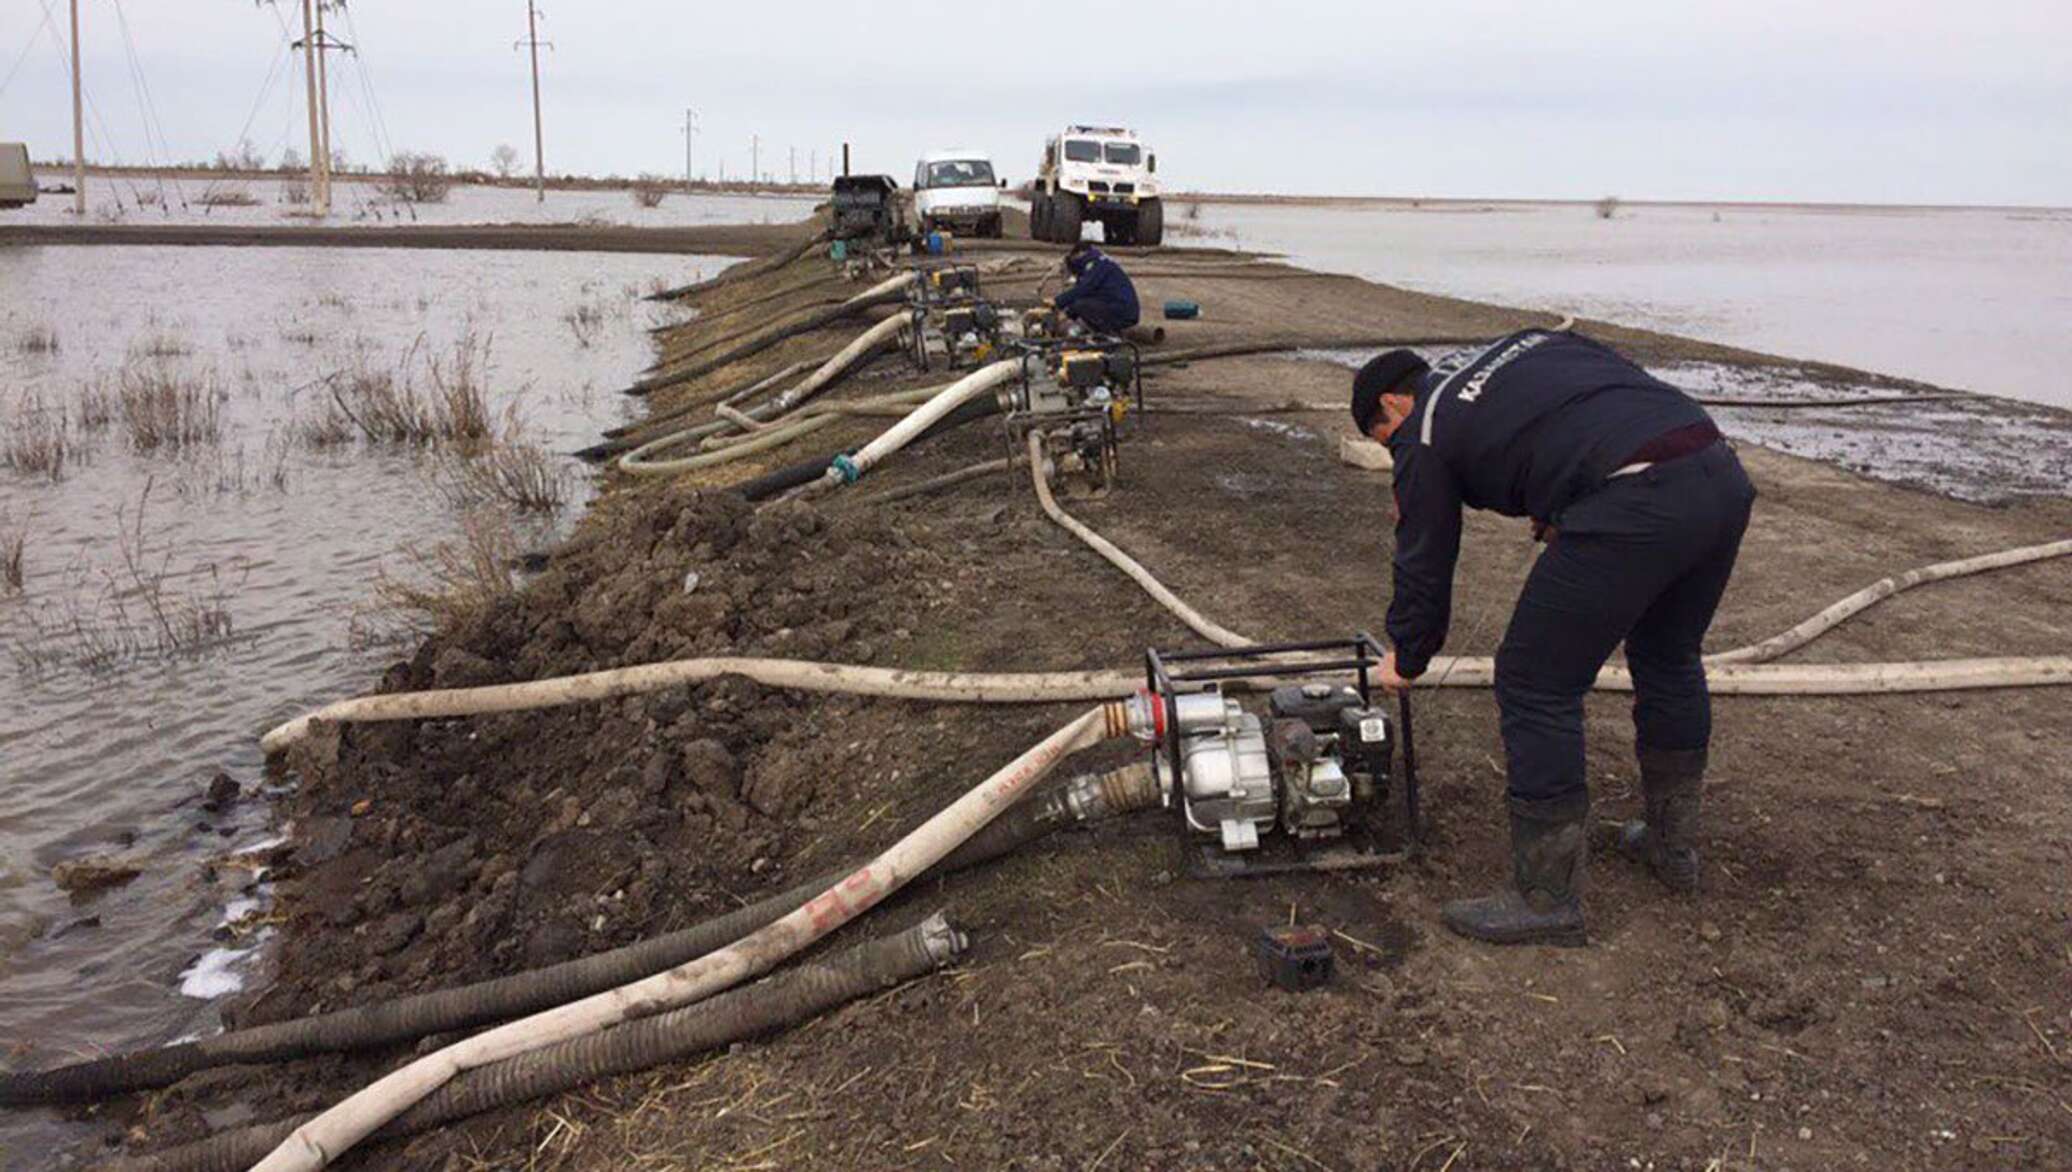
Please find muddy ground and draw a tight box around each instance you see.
[56,219,2072,1170]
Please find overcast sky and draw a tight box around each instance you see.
[3,1,2067,205]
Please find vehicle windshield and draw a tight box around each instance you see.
[1063,140,1102,163]
[1103,142,1141,166]
[925,160,996,188]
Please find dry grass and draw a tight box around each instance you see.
[16,324,59,354]
[3,395,73,482]
[75,379,116,430]
[118,364,224,453]
[1596,195,1621,220]
[0,511,25,595]
[431,440,574,514]
[564,302,605,348]
[198,186,259,208]
[309,331,496,448]
[370,507,522,636]
[4,481,240,674]
[131,329,194,359]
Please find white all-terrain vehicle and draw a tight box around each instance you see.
[912,150,1006,239]
[1029,125,1162,246]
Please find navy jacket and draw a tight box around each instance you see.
[1053,250,1140,330]
[1384,330,1715,677]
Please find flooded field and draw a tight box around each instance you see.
[1181,200,2072,409]
[0,242,724,1163]
[20,172,818,231]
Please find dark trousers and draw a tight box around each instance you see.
[1494,443,1756,803]
[1065,299,1139,335]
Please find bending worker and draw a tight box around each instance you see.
[1048,241,1140,335]
[1353,330,1756,946]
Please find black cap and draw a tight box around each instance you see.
[1350,349,1431,436]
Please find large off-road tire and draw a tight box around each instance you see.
[1051,192,1083,244]
[1136,198,1164,247]
[1030,194,1051,241]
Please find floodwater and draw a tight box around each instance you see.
[1179,200,2072,410]
[19,172,819,231]
[1305,347,2072,505]
[0,241,727,1165]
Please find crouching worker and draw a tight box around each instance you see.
[1352,332,1756,946]
[1049,242,1140,335]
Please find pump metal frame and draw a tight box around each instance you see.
[1144,633,1422,875]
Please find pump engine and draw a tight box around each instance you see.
[998,340,1142,496]
[906,264,1005,372]
[1134,635,1418,876]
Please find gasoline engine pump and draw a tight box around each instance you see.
[906,264,1005,372]
[1126,635,1420,878]
[998,340,1143,497]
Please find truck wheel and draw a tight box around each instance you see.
[1030,195,1051,241]
[1137,198,1164,247]
[1052,193,1083,244]
[984,214,1004,239]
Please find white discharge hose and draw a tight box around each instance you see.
[262,659,1136,754]
[1704,537,2072,665]
[262,536,2072,755]
[1026,431,1253,649]
[798,358,1019,495]
[252,704,1126,1172]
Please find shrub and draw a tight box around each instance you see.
[1595,195,1621,220]
[16,325,58,354]
[631,174,671,209]
[0,513,23,594]
[382,152,454,204]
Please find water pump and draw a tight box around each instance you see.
[1134,635,1419,877]
[906,264,1003,372]
[999,339,1143,496]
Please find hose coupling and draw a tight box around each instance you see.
[830,454,862,484]
[1062,762,1160,822]
[916,912,971,965]
[1110,688,1162,742]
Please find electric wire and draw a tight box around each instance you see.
[0,0,57,102]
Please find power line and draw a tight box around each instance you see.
[0,1,58,102]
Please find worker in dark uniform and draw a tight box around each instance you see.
[1048,242,1140,335]
[1351,331,1756,946]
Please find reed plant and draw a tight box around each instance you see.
[3,395,72,482]
[118,363,224,453]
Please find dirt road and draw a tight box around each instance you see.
[80,220,2072,1170]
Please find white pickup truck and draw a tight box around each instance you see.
[1029,125,1162,246]
[911,149,1005,239]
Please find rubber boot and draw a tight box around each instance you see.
[1441,792,1588,947]
[1616,748,1705,893]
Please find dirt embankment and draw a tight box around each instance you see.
[86,220,2072,1170]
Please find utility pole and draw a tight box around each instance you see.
[810,147,817,183]
[299,0,322,215]
[750,135,759,188]
[681,107,698,188]
[518,1,548,202]
[314,1,332,210]
[69,0,83,214]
